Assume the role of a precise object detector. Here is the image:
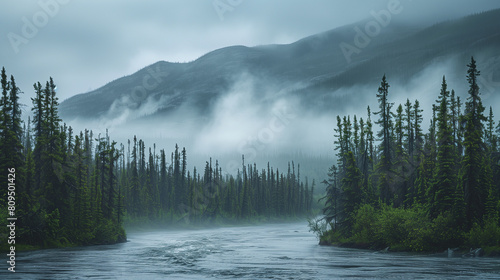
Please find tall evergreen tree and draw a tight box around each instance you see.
[322,165,340,229]
[0,68,14,200]
[486,107,497,152]
[459,57,490,228]
[373,75,394,203]
[340,151,363,229]
[430,76,458,218]
[413,99,424,159]
[366,106,375,172]
[404,99,414,161]
[374,75,393,169]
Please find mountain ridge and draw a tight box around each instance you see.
[59,8,500,121]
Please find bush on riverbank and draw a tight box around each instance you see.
[315,203,500,255]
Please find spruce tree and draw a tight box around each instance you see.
[373,75,394,203]
[334,116,346,174]
[322,165,340,228]
[413,99,424,159]
[486,107,497,152]
[459,57,490,228]
[340,151,363,229]
[374,75,393,169]
[0,67,12,200]
[404,99,414,161]
[130,136,140,215]
[394,103,409,206]
[159,149,168,211]
[366,106,375,172]
[430,76,458,218]
[9,75,24,166]
[353,115,359,158]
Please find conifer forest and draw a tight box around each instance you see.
[0,67,314,248]
[318,57,500,253]
[3,2,500,278]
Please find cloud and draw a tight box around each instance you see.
[59,49,500,181]
[2,0,500,110]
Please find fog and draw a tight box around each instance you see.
[66,72,330,177]
[2,1,499,184]
[3,0,500,109]
[64,52,500,184]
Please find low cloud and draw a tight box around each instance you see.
[64,53,500,178]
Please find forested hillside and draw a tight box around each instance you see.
[317,57,500,254]
[59,9,500,121]
[0,67,313,249]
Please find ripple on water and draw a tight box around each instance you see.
[3,222,500,279]
[140,238,222,269]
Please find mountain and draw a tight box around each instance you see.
[59,9,500,122]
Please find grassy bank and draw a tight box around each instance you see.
[311,204,500,257]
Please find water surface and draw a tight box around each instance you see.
[3,222,500,279]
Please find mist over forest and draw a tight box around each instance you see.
[61,53,500,187]
[53,7,500,188]
[2,1,500,278]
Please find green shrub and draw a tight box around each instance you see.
[374,205,407,248]
[351,204,378,245]
[368,204,432,251]
[45,209,61,241]
[466,218,500,248]
[308,217,328,240]
[93,219,126,244]
[401,205,433,252]
[430,212,464,249]
[320,203,483,252]
[320,228,349,245]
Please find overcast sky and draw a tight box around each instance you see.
[2,0,500,110]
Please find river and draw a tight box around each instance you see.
[3,221,500,279]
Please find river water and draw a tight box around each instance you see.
[3,221,500,279]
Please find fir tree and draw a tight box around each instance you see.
[340,151,363,229]
[430,76,458,218]
[413,99,424,159]
[459,57,490,228]
[373,75,394,203]
[374,75,393,169]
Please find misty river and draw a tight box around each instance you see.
[4,222,500,279]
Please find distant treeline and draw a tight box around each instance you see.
[0,67,313,248]
[122,141,315,222]
[318,57,500,253]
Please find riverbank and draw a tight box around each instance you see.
[311,204,500,257]
[0,225,127,253]
[319,236,500,257]
[0,236,128,253]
